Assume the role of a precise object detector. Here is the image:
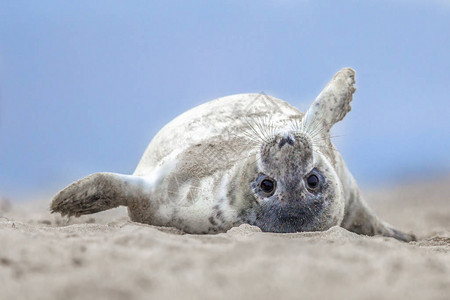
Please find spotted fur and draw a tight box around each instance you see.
[51,68,415,242]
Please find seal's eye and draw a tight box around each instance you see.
[259,178,276,196]
[306,174,320,192]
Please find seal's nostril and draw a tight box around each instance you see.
[278,135,295,148]
[287,136,295,146]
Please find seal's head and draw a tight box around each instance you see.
[248,130,344,232]
[240,68,356,233]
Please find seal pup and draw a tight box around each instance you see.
[51,68,415,242]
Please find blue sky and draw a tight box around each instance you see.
[1,1,449,201]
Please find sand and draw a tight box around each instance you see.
[1,178,449,300]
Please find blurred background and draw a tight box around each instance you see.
[0,1,449,201]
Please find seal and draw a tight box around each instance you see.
[51,68,415,242]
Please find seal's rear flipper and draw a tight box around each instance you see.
[51,172,150,217]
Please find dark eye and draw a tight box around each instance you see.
[259,178,276,196]
[306,174,320,191]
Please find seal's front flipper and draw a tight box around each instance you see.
[303,67,356,135]
[341,196,416,242]
[305,69,416,242]
[50,172,150,217]
[337,161,416,242]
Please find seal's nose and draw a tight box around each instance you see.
[278,134,295,149]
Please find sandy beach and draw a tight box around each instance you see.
[1,177,449,300]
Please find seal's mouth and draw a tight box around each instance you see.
[252,200,326,233]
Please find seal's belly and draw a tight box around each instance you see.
[130,93,303,232]
[134,93,303,176]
